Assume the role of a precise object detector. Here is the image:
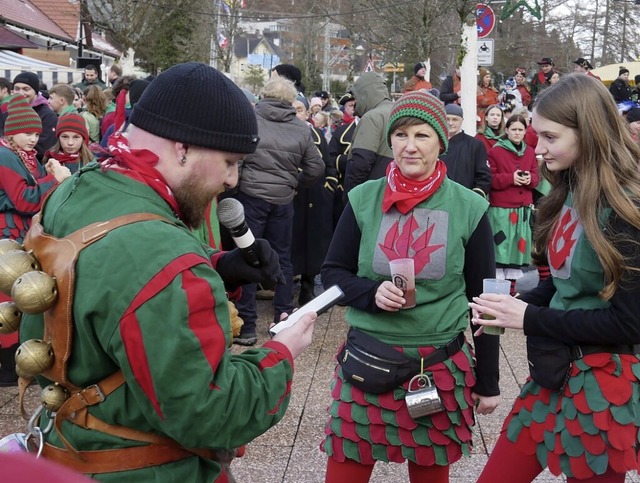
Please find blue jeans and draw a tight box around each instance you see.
[233,192,294,333]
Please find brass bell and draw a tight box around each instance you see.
[15,339,54,378]
[0,239,23,256]
[11,271,57,314]
[41,383,69,412]
[0,301,22,334]
[0,250,41,295]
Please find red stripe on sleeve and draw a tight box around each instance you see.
[266,379,292,415]
[120,253,211,419]
[181,270,226,375]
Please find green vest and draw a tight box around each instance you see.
[548,193,610,310]
[347,177,488,346]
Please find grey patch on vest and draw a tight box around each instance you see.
[372,207,448,280]
[548,205,583,280]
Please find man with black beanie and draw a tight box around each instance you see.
[17,62,317,482]
[402,61,433,93]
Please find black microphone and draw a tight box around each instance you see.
[216,198,261,267]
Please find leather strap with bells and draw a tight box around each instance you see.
[20,204,216,473]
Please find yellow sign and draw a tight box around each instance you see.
[381,62,405,73]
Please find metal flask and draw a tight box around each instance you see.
[404,374,444,419]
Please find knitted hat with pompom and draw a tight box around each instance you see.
[386,91,449,154]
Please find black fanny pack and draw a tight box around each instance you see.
[527,336,640,391]
[338,328,465,394]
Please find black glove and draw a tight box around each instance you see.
[216,239,284,290]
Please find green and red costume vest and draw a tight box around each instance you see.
[323,177,490,466]
[505,194,640,478]
[20,161,295,482]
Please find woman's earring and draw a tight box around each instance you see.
[180,156,187,165]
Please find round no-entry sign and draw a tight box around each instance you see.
[477,3,495,39]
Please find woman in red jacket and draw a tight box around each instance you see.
[487,114,539,295]
[476,104,505,153]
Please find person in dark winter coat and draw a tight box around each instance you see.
[291,99,336,305]
[343,72,393,193]
[609,66,632,104]
[440,104,492,198]
[439,66,461,105]
[232,78,324,346]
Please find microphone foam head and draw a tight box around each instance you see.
[216,198,245,229]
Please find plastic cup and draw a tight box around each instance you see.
[389,258,416,309]
[481,278,511,335]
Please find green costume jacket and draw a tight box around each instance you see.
[21,162,294,482]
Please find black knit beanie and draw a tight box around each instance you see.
[12,72,40,93]
[128,79,151,108]
[130,62,259,154]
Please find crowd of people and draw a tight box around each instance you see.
[0,55,639,483]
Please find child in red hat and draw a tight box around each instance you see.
[43,113,94,174]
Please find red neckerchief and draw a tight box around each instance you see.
[1,138,39,176]
[343,112,355,124]
[382,160,447,215]
[101,132,183,219]
[44,150,80,165]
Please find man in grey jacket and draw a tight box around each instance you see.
[343,72,394,194]
[232,77,324,345]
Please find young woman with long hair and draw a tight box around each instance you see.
[472,73,640,482]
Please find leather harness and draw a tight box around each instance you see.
[19,211,216,473]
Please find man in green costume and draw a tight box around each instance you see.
[20,62,317,482]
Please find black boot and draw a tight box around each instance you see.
[298,275,315,306]
[0,343,19,387]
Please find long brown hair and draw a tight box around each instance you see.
[532,74,640,299]
[83,85,107,118]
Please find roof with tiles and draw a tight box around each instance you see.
[28,0,80,41]
[0,0,73,42]
[0,25,39,49]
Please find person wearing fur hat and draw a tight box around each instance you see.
[530,57,555,100]
[43,113,94,174]
[17,62,317,481]
[610,66,633,103]
[321,90,500,483]
[0,72,58,161]
[477,68,500,126]
[0,94,71,386]
[271,63,308,107]
[401,61,433,93]
[514,68,532,108]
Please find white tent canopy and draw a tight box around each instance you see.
[0,50,82,88]
[590,61,640,85]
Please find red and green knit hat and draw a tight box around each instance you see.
[56,113,89,144]
[386,91,449,154]
[4,94,42,136]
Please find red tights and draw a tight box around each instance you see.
[325,457,449,483]
[478,432,626,483]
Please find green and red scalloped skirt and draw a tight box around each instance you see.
[321,341,477,466]
[504,352,640,479]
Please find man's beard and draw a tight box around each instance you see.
[173,173,215,229]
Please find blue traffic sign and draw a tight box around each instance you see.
[477,3,496,39]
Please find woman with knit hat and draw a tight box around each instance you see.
[477,68,500,126]
[0,95,71,386]
[43,113,94,174]
[321,90,500,483]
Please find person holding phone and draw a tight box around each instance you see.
[487,113,539,296]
